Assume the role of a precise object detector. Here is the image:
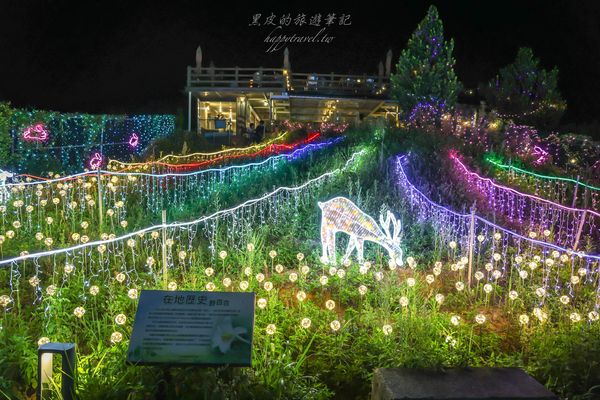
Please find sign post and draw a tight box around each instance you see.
[128,290,255,366]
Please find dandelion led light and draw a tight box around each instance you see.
[394,154,600,312]
[0,138,343,257]
[318,197,403,265]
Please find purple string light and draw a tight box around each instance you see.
[395,154,600,310]
[394,155,600,260]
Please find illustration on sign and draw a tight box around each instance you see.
[128,290,255,366]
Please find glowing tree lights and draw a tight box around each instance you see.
[390,5,460,116]
[450,153,600,250]
[318,197,403,265]
[481,47,566,130]
[5,106,175,174]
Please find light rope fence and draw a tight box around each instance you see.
[451,154,600,251]
[394,155,600,314]
[486,157,600,210]
[0,148,370,309]
[0,138,344,258]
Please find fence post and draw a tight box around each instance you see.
[161,209,168,289]
[97,130,105,228]
[572,175,580,208]
[187,91,192,132]
[96,169,103,228]
[573,209,587,251]
[467,204,476,289]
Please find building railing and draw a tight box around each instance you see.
[289,72,388,96]
[188,66,288,90]
[187,66,389,97]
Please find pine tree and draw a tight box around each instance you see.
[390,5,461,117]
[481,47,566,129]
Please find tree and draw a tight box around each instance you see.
[481,47,566,130]
[390,5,461,118]
[0,102,13,168]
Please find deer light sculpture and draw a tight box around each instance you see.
[318,197,403,266]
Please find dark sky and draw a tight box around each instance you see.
[1,1,599,124]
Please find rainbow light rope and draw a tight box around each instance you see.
[106,131,291,170]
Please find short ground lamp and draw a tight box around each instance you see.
[37,342,76,400]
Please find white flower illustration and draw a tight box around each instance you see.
[211,317,249,354]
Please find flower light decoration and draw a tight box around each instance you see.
[88,152,104,170]
[128,133,139,149]
[532,145,549,165]
[318,197,403,265]
[22,123,49,142]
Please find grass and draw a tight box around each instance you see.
[0,125,599,399]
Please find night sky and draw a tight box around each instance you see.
[1,1,599,125]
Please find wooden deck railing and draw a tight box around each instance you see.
[187,66,389,97]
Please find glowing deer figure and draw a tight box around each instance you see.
[318,197,403,266]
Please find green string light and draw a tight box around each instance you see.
[486,157,600,191]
